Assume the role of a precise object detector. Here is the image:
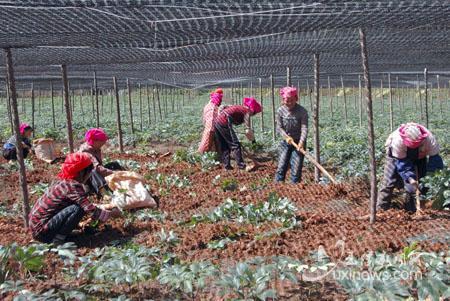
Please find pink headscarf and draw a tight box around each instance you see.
[243,97,262,114]
[280,87,298,99]
[398,123,429,149]
[19,123,31,135]
[85,128,108,146]
[210,92,223,106]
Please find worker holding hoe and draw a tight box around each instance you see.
[214,97,262,170]
[2,123,33,161]
[29,153,121,245]
[198,88,223,153]
[275,87,309,183]
[377,122,444,213]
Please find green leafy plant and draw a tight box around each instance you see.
[0,243,45,283]
[422,167,450,209]
[220,178,238,192]
[30,182,49,197]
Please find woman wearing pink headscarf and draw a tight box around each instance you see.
[214,97,262,170]
[377,123,443,212]
[2,123,33,161]
[198,88,223,153]
[78,128,117,178]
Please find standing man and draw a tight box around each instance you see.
[275,87,308,183]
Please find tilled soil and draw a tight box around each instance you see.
[0,148,449,300]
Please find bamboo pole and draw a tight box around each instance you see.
[380,78,384,113]
[113,77,124,153]
[126,78,135,134]
[313,53,321,182]
[61,64,74,153]
[94,72,100,127]
[31,83,35,132]
[424,68,429,128]
[139,83,143,131]
[341,75,348,125]
[270,74,276,141]
[4,48,30,227]
[359,28,377,224]
[388,73,394,131]
[358,75,362,127]
[437,75,443,118]
[146,84,151,125]
[259,78,264,132]
[327,76,333,118]
[51,82,55,128]
[286,66,291,86]
[156,85,162,120]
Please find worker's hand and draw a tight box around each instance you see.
[296,142,304,152]
[21,142,29,149]
[109,207,122,218]
[245,129,255,141]
[408,178,419,188]
[285,136,294,145]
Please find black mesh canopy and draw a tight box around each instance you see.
[0,1,449,90]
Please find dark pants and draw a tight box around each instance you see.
[2,147,30,161]
[377,155,427,212]
[215,122,245,169]
[275,140,305,183]
[36,205,85,243]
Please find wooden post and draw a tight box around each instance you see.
[380,78,384,113]
[101,90,104,116]
[259,78,264,132]
[388,73,394,131]
[270,74,276,141]
[126,78,135,134]
[5,80,14,133]
[146,84,151,125]
[51,82,55,128]
[286,66,292,86]
[424,68,429,128]
[61,65,74,153]
[437,75,443,117]
[313,54,321,182]
[307,79,313,112]
[31,83,35,132]
[4,48,30,227]
[152,85,157,121]
[327,76,333,118]
[358,75,362,127]
[94,72,100,127]
[79,89,85,123]
[156,85,162,120]
[113,77,124,152]
[139,83,143,131]
[341,75,348,125]
[396,76,401,110]
[359,28,377,224]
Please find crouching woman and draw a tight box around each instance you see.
[2,123,33,161]
[29,153,121,245]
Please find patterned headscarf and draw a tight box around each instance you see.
[398,123,429,149]
[85,128,108,146]
[243,97,262,114]
[280,87,298,100]
[58,153,93,180]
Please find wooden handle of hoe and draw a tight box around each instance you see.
[415,166,421,214]
[291,141,337,184]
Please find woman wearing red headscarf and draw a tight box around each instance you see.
[214,97,262,170]
[29,153,121,245]
[78,128,116,177]
[198,88,223,153]
[2,123,33,161]
[377,123,444,212]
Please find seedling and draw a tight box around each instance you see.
[220,178,238,192]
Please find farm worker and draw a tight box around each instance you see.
[377,123,444,212]
[214,97,262,170]
[29,153,121,245]
[2,123,33,161]
[198,88,223,153]
[275,87,309,183]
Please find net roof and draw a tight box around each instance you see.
[0,1,449,90]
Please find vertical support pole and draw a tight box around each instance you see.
[113,77,124,153]
[388,73,394,131]
[126,78,135,134]
[101,90,104,116]
[327,76,333,119]
[5,80,13,133]
[270,74,276,141]
[307,79,313,112]
[61,64,74,153]
[286,66,291,86]
[396,76,401,110]
[313,54,321,183]
[51,82,55,128]
[94,72,100,127]
[152,85,157,121]
[146,84,151,125]
[358,75,362,127]
[380,78,384,113]
[156,85,162,120]
[359,28,377,224]
[31,83,35,132]
[437,75,442,118]
[259,78,264,132]
[139,83,143,131]
[4,48,30,227]
[424,68,429,128]
[341,75,348,125]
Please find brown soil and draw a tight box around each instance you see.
[0,148,448,300]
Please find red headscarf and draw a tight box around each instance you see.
[85,128,108,146]
[214,88,223,94]
[58,153,93,180]
[398,123,429,149]
[210,92,223,106]
[280,87,298,100]
[19,123,32,135]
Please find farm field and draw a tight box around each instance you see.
[0,91,449,300]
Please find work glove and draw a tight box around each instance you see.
[285,136,294,145]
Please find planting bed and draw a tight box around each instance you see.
[0,146,449,300]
